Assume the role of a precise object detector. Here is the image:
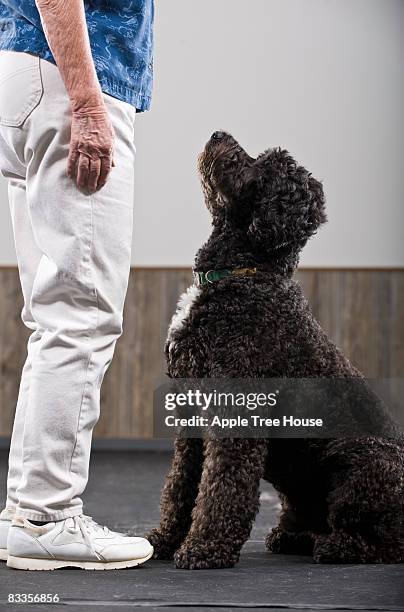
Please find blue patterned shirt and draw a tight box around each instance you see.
[0,0,154,111]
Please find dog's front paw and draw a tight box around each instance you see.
[145,528,181,560]
[266,526,314,556]
[174,538,239,570]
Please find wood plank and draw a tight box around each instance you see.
[0,268,403,438]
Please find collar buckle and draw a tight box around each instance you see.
[204,270,215,284]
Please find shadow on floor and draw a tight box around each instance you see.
[0,450,403,611]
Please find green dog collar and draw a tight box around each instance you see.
[193,267,257,287]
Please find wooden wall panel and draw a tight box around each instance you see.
[0,269,30,437]
[0,268,403,438]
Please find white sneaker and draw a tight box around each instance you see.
[7,515,153,570]
[0,508,14,561]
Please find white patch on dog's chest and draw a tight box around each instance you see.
[167,284,201,353]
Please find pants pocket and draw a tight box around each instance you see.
[0,51,43,127]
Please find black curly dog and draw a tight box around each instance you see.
[147,132,404,569]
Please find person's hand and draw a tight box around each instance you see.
[67,104,115,193]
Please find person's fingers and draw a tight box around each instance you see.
[88,158,101,193]
[67,147,79,179]
[77,154,90,190]
[97,155,112,190]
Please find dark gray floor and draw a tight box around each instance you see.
[0,450,403,612]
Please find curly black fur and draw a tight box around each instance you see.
[147,132,404,569]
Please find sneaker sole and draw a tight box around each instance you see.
[0,548,8,561]
[7,547,153,571]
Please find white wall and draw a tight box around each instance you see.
[1,0,403,267]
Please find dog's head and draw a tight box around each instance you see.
[198,132,327,270]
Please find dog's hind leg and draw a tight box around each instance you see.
[147,438,204,559]
[174,438,267,569]
[314,446,404,564]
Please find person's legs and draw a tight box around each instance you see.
[0,51,136,522]
[16,58,136,521]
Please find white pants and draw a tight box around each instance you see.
[0,51,136,521]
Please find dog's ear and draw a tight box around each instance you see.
[247,148,326,255]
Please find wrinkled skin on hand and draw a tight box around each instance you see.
[35,0,116,193]
[67,107,115,193]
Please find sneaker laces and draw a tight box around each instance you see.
[64,515,111,553]
[80,515,110,536]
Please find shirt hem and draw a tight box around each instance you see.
[0,44,151,112]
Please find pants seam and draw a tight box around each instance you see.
[11,330,45,509]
